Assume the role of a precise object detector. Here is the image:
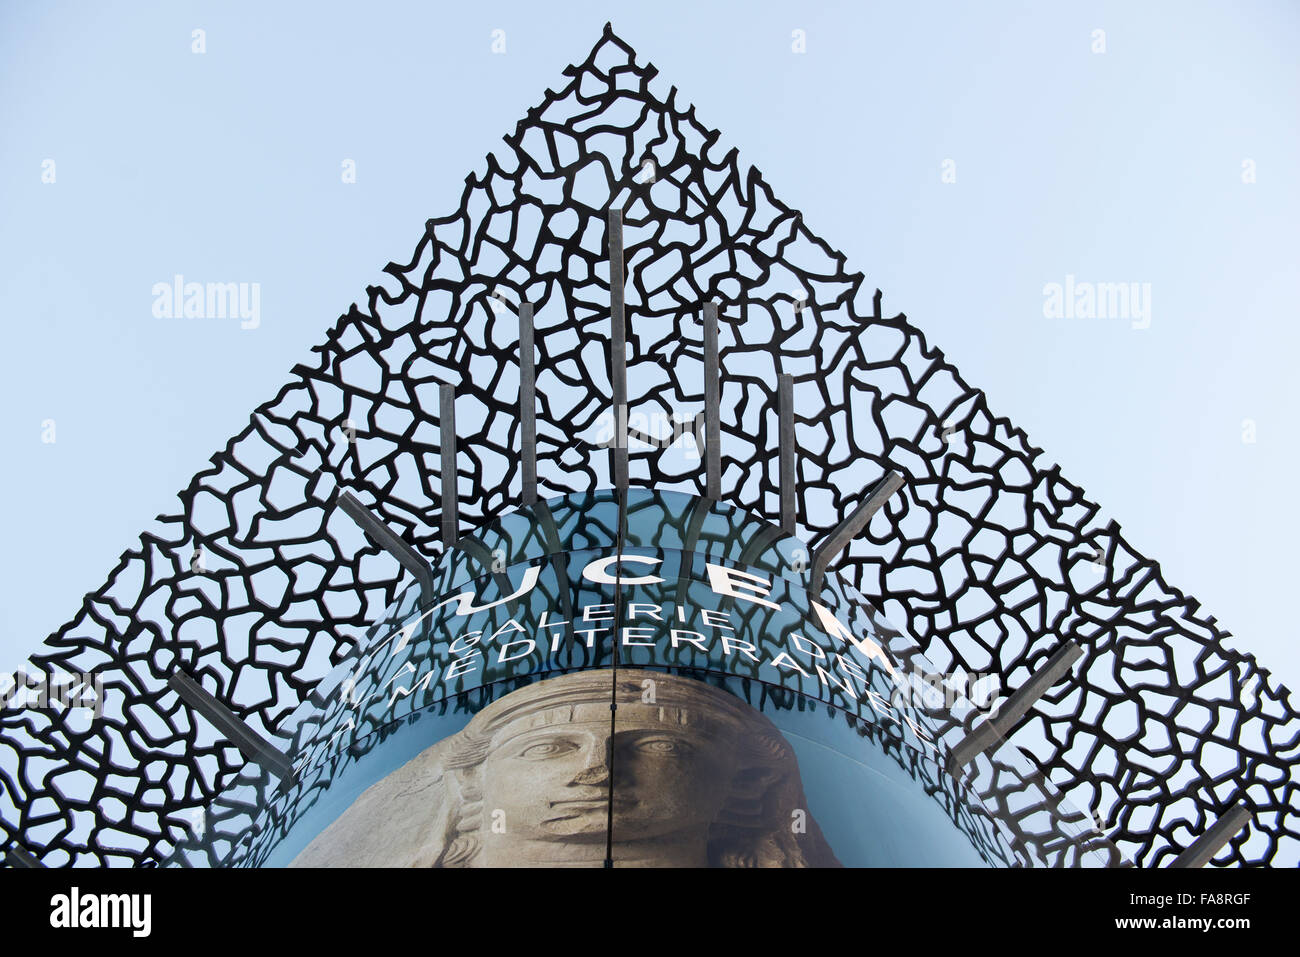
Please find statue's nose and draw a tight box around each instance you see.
[571,763,610,786]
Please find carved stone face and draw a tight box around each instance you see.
[289,670,841,867]
[480,701,741,844]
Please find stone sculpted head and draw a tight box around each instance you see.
[291,669,840,867]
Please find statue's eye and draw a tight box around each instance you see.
[518,739,578,759]
[634,737,690,755]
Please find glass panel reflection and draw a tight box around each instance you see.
[166,488,1116,868]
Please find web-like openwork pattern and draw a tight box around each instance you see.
[1,24,1295,867]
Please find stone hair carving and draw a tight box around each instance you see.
[291,670,840,867]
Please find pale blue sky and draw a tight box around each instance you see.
[1,0,1297,692]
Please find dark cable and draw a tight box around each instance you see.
[604,486,627,868]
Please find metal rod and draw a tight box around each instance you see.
[440,382,459,546]
[336,490,434,605]
[1171,805,1252,868]
[454,536,525,617]
[519,302,537,505]
[167,670,293,780]
[808,471,903,594]
[673,496,718,613]
[608,206,628,489]
[532,500,578,647]
[779,373,795,533]
[947,640,1084,772]
[3,844,42,868]
[703,301,721,499]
